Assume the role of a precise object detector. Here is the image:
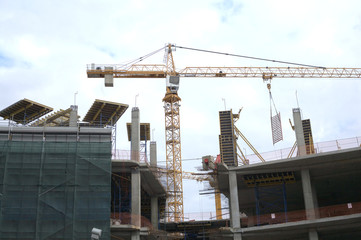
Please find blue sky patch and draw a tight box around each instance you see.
[0,54,14,68]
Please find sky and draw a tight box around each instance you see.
[1,0,361,217]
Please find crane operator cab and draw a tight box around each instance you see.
[166,75,180,93]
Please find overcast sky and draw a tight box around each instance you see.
[1,0,361,216]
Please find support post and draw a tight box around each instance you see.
[309,228,319,240]
[131,107,140,162]
[131,168,141,227]
[233,232,243,240]
[283,181,288,222]
[131,231,140,240]
[150,141,157,167]
[255,185,260,225]
[69,105,78,127]
[150,141,159,229]
[301,169,318,220]
[229,171,241,229]
[151,196,159,230]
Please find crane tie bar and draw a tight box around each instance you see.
[174,45,326,69]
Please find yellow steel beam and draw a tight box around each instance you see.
[106,105,121,126]
[235,126,265,162]
[288,141,297,158]
[91,102,105,124]
[215,191,222,220]
[236,143,249,165]
[5,103,33,120]
[25,107,51,123]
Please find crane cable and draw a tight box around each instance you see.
[120,46,166,69]
[174,45,325,69]
[268,83,283,144]
[268,84,279,118]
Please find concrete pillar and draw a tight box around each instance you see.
[131,231,140,240]
[151,196,158,229]
[131,168,141,227]
[69,105,78,127]
[301,169,318,220]
[131,107,140,162]
[233,232,243,240]
[229,171,241,229]
[309,228,319,240]
[293,108,306,156]
[150,141,157,167]
[150,141,159,229]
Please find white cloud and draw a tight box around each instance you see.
[17,35,50,63]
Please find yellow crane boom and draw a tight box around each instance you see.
[87,65,361,79]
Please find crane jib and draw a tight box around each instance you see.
[87,67,361,79]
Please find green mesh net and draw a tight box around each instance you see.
[0,140,111,239]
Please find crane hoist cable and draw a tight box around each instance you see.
[268,83,279,118]
[267,83,283,144]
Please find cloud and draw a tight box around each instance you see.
[215,0,243,23]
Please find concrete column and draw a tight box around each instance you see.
[131,231,140,240]
[151,196,158,229]
[293,108,306,156]
[150,141,157,167]
[131,168,141,227]
[69,105,78,127]
[150,140,159,229]
[131,107,140,162]
[233,232,243,240]
[229,171,241,229]
[301,169,318,220]
[309,229,319,240]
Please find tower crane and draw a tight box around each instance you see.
[87,44,361,222]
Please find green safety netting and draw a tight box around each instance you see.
[0,140,111,240]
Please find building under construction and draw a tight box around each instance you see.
[1,45,361,240]
[0,98,360,240]
[0,99,167,240]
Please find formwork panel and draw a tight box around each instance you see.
[219,111,238,166]
[302,119,315,154]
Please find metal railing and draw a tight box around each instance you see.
[112,149,149,164]
[0,119,115,128]
[242,136,361,165]
[159,201,361,225]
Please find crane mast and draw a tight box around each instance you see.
[163,44,184,222]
